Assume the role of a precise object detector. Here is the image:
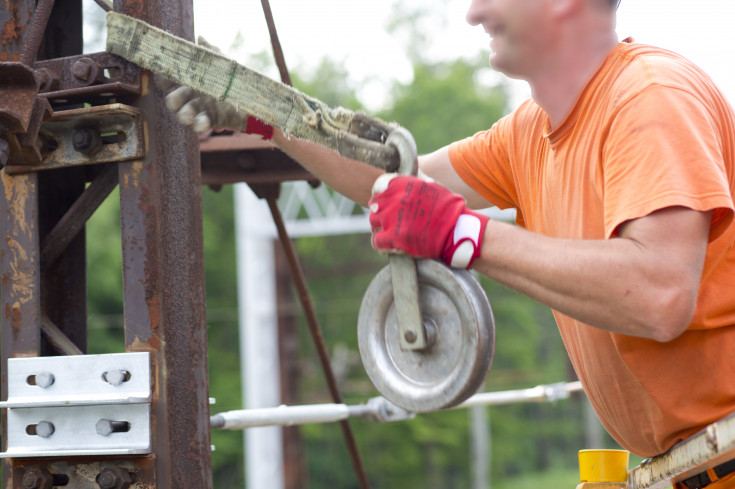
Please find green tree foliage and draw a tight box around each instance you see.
[290,58,366,112]
[378,55,509,153]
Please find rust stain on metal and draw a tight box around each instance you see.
[140,72,150,96]
[2,173,34,238]
[121,159,144,189]
[0,3,23,45]
[128,335,156,352]
[128,326,162,353]
[4,238,35,297]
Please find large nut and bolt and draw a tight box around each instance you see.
[71,57,99,85]
[35,68,60,93]
[21,466,53,489]
[96,419,130,436]
[96,467,133,489]
[33,421,55,438]
[33,372,55,388]
[72,127,103,156]
[103,369,129,386]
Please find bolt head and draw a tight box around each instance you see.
[35,421,55,438]
[21,467,52,489]
[97,467,132,489]
[35,68,59,92]
[104,369,126,386]
[72,127,102,155]
[22,472,39,489]
[403,329,418,344]
[34,372,55,389]
[96,419,114,436]
[71,58,96,82]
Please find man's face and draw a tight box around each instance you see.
[466,0,554,79]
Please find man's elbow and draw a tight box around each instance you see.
[646,283,699,342]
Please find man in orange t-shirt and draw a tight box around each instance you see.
[166,0,735,484]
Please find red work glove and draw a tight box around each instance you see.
[243,115,274,140]
[368,174,489,269]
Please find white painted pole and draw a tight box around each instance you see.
[234,183,285,489]
[470,406,490,489]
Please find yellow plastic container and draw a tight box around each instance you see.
[578,449,630,483]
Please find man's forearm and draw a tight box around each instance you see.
[272,129,384,207]
[472,207,710,341]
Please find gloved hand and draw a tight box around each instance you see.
[165,86,273,138]
[368,174,489,269]
[163,37,274,138]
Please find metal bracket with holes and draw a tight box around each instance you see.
[0,352,151,458]
[4,103,145,175]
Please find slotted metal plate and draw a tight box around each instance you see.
[2,403,151,458]
[1,352,152,458]
[1,352,150,408]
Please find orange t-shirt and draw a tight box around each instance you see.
[449,41,735,457]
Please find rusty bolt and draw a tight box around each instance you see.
[96,467,133,489]
[72,127,103,156]
[35,68,60,93]
[21,466,53,489]
[71,57,99,85]
[0,139,9,169]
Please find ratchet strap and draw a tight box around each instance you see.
[105,12,401,170]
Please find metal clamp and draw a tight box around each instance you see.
[0,352,152,458]
[376,128,428,351]
[5,103,145,175]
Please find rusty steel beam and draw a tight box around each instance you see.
[34,52,142,106]
[115,0,213,487]
[37,0,88,360]
[0,169,42,489]
[1,2,46,488]
[40,163,118,269]
[199,132,316,186]
[18,0,55,66]
[0,1,31,62]
[40,312,84,356]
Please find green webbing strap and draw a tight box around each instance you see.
[105,12,400,170]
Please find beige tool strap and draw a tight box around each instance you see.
[106,11,400,170]
[628,412,735,489]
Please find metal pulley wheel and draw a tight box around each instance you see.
[358,259,495,412]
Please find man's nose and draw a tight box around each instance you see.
[465,0,486,27]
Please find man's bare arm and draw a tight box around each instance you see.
[272,129,384,207]
[473,206,711,341]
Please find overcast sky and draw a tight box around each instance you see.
[190,0,735,111]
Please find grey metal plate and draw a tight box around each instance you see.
[2,403,151,458]
[1,352,151,407]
